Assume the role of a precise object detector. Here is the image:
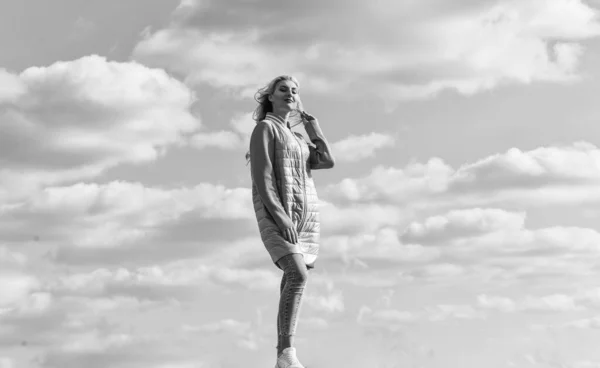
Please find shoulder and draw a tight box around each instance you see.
[257,119,273,127]
[252,120,274,134]
[250,120,279,145]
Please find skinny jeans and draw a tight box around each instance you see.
[276,253,309,347]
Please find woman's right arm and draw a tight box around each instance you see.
[249,121,295,233]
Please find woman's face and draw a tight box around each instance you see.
[270,80,299,113]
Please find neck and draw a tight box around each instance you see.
[270,109,291,123]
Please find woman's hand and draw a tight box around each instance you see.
[301,111,317,124]
[282,226,298,244]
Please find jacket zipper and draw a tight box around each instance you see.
[293,132,308,234]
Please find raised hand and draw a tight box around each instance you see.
[300,111,317,123]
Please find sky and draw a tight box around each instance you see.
[1,0,600,367]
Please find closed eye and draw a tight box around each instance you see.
[279,87,298,94]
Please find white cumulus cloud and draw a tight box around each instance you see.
[133,0,600,104]
[401,208,526,244]
[0,55,199,202]
[326,142,600,208]
[332,133,396,162]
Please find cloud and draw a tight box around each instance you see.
[527,288,600,326]
[0,55,199,202]
[305,289,345,313]
[326,157,453,204]
[0,290,175,359]
[450,142,600,191]
[563,316,600,329]
[409,225,600,283]
[133,0,600,103]
[357,306,417,332]
[229,112,255,137]
[518,353,600,368]
[0,272,40,309]
[187,112,255,152]
[209,266,279,291]
[567,362,600,368]
[0,69,26,103]
[315,141,600,283]
[56,331,135,354]
[357,303,482,332]
[0,247,27,267]
[359,291,589,336]
[37,328,207,368]
[320,201,409,237]
[0,248,41,312]
[477,293,583,313]
[336,271,401,289]
[424,304,485,321]
[0,358,14,368]
[331,133,396,162]
[322,227,441,268]
[303,317,329,330]
[300,274,345,313]
[476,295,517,313]
[0,277,212,366]
[183,314,267,352]
[50,259,279,305]
[186,319,250,334]
[321,203,600,287]
[407,263,466,279]
[189,130,241,150]
[326,142,600,208]
[574,287,600,307]
[0,181,254,265]
[0,295,61,349]
[401,208,526,245]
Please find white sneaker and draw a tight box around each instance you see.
[275,347,305,368]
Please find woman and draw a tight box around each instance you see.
[248,75,335,368]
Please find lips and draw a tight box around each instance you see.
[285,98,294,103]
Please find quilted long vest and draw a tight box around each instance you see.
[251,114,320,269]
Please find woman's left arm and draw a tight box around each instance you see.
[303,112,335,170]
